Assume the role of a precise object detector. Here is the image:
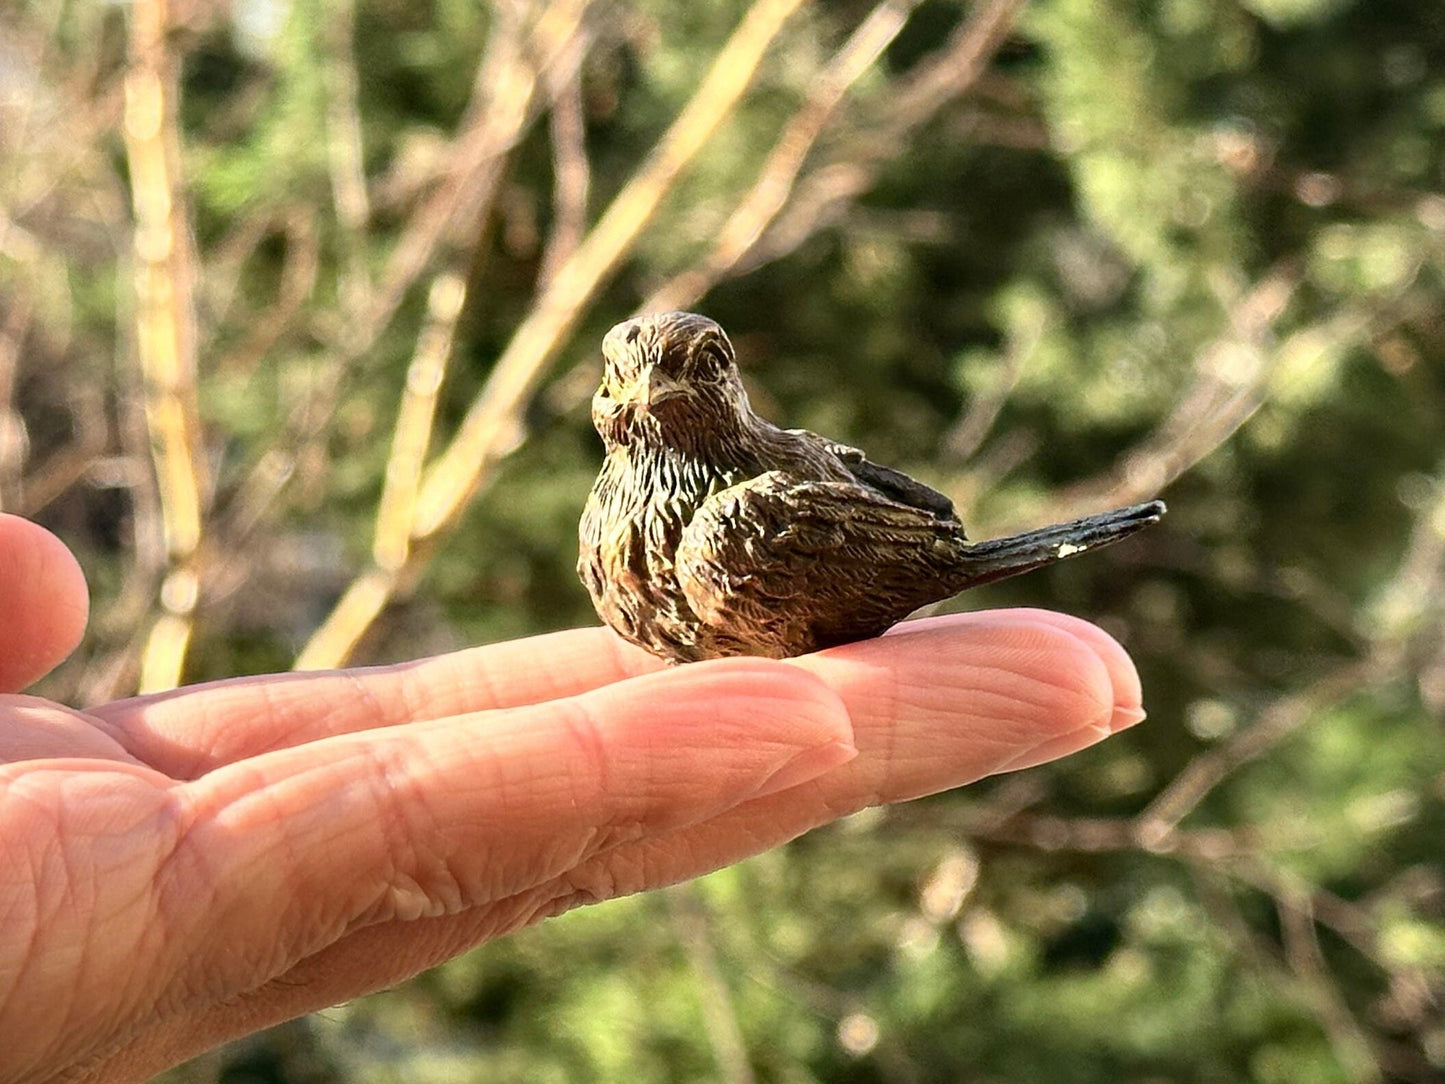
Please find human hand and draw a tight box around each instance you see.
[0,514,1146,1083]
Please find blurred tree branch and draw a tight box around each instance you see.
[123,0,207,692]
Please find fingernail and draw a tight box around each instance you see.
[753,739,857,799]
[1111,705,1148,732]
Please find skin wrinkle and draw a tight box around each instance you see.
[0,699,138,767]
[49,793,90,1044]
[94,691,208,775]
[104,826,691,1082]
[356,738,474,924]
[227,680,310,766]
[820,650,1098,803]
[0,843,47,1064]
[602,628,657,691]
[268,794,352,976]
[102,688,239,781]
[174,763,352,988]
[529,693,694,868]
[274,758,412,948]
[564,776,857,910]
[965,658,1110,748]
[82,901,172,1084]
[200,722,482,940]
[354,742,437,925]
[553,693,617,827]
[959,631,1119,774]
[136,819,214,1018]
[12,785,166,1080]
[869,659,905,798]
[887,669,1032,779]
[152,784,229,997]
[977,627,1114,723]
[231,675,374,769]
[95,673,344,775]
[77,625,877,783]
[251,690,647,936]
[338,672,393,757]
[37,613,1111,1084]
[398,648,497,728]
[242,666,849,982]
[892,610,1144,718]
[89,634,650,779]
[813,623,1113,786]
[60,874,595,1084]
[179,689,262,779]
[523,679,825,889]
[250,675,382,763]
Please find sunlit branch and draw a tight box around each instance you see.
[123,0,207,693]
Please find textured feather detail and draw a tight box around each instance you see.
[676,472,969,656]
[811,436,960,523]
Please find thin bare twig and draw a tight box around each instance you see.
[644,0,923,313]
[739,0,1025,275]
[217,3,587,574]
[214,209,321,376]
[123,0,207,692]
[667,885,758,1084]
[16,387,109,517]
[1277,890,1384,1083]
[293,271,468,670]
[366,1,587,344]
[195,4,586,628]
[940,307,1041,464]
[886,0,1025,125]
[961,803,1432,1081]
[1137,453,1445,840]
[1136,661,1373,843]
[0,293,33,509]
[537,29,592,289]
[1069,265,1299,509]
[321,0,374,318]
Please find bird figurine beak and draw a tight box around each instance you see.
[625,366,685,410]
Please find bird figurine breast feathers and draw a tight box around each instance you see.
[578,310,1165,664]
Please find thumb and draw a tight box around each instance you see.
[0,515,89,692]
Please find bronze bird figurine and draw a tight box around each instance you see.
[578,311,1165,664]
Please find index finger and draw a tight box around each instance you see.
[93,610,1138,780]
[93,627,663,778]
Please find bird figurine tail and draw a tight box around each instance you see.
[951,500,1166,591]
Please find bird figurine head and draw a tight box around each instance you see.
[594,311,749,452]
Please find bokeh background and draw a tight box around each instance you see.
[3,0,1444,1080]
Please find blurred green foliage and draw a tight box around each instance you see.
[4,0,1444,1080]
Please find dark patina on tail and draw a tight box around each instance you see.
[948,500,1166,592]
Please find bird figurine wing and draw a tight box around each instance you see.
[804,434,961,522]
[674,470,969,657]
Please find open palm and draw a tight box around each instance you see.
[0,514,1146,1084]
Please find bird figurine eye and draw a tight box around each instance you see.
[686,335,730,382]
